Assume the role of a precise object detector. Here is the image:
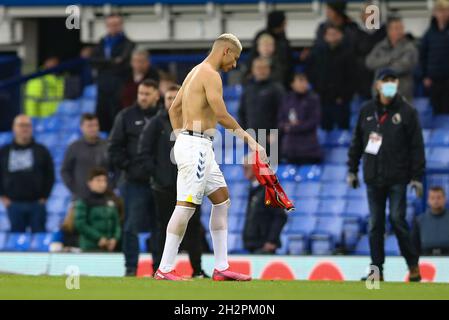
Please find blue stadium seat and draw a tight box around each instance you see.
[295,199,319,216]
[60,131,82,146]
[228,232,245,253]
[325,130,352,147]
[310,236,334,255]
[278,164,301,182]
[414,98,431,113]
[0,232,6,251]
[316,199,346,216]
[321,165,347,181]
[223,85,242,100]
[313,217,344,243]
[428,147,449,168]
[35,132,59,148]
[276,234,289,255]
[297,182,321,198]
[433,115,449,129]
[317,129,327,146]
[346,184,367,199]
[81,99,96,113]
[320,182,348,198]
[344,199,370,219]
[83,85,97,99]
[298,165,322,182]
[57,100,82,116]
[228,216,243,232]
[385,235,400,256]
[0,132,12,146]
[228,182,249,199]
[47,198,68,216]
[226,99,239,115]
[422,129,432,145]
[288,216,317,236]
[46,215,62,232]
[29,233,53,252]
[429,129,449,146]
[354,235,370,255]
[50,183,71,199]
[324,147,349,164]
[228,198,247,216]
[288,235,307,255]
[138,233,150,253]
[0,213,11,232]
[33,116,62,133]
[4,233,31,251]
[222,165,245,181]
[281,181,297,197]
[343,218,360,250]
[62,115,82,132]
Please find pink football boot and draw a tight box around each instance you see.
[212,268,252,281]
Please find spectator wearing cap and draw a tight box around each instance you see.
[315,0,360,49]
[420,0,449,114]
[306,23,356,131]
[277,73,322,165]
[366,15,418,102]
[250,11,293,87]
[353,1,387,100]
[347,68,425,282]
[412,186,449,255]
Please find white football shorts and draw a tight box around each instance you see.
[174,132,227,205]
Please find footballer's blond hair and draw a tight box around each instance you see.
[214,33,243,52]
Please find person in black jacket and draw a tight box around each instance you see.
[306,23,355,130]
[108,79,160,276]
[238,57,284,150]
[138,85,209,278]
[347,69,425,282]
[91,14,135,132]
[420,0,449,114]
[242,155,287,253]
[0,115,54,233]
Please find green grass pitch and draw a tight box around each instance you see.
[1,275,449,299]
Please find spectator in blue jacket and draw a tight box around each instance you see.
[278,73,322,164]
[412,186,449,255]
[420,0,449,114]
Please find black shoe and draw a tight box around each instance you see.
[192,270,210,279]
[125,268,137,277]
[408,266,421,282]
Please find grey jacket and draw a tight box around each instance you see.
[61,137,109,200]
[366,37,418,102]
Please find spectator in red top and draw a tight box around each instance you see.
[120,49,160,108]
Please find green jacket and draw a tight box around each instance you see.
[74,198,121,251]
[24,73,64,117]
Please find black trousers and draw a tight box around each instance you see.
[321,103,350,131]
[96,75,123,132]
[152,187,204,274]
[367,184,419,271]
[430,78,449,115]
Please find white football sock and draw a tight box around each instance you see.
[209,199,230,271]
[159,205,195,273]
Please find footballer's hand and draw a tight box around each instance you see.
[410,180,424,198]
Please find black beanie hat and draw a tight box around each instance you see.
[267,11,286,30]
[327,0,348,18]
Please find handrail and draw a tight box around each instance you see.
[0,58,86,90]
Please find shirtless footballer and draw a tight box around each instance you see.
[154,34,267,281]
